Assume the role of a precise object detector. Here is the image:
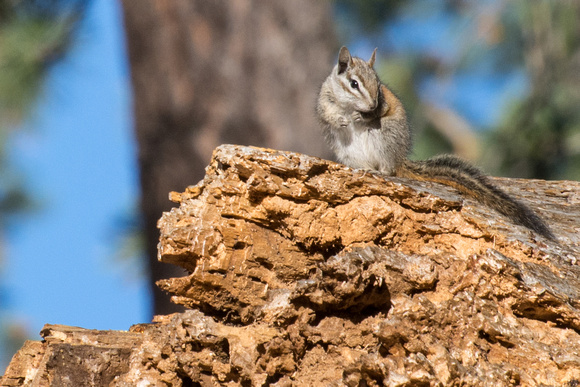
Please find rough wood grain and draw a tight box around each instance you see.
[156,145,580,385]
[2,144,579,386]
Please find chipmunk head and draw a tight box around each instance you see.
[333,46,380,113]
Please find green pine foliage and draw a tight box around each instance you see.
[0,0,86,215]
[0,0,84,126]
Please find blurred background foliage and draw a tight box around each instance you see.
[0,0,87,222]
[0,0,86,125]
[488,1,580,180]
[1,0,579,372]
[335,0,580,180]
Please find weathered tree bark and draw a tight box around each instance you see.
[3,145,580,386]
[120,0,336,314]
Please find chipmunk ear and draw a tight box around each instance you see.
[368,48,377,68]
[338,46,352,74]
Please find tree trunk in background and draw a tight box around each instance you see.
[119,0,336,315]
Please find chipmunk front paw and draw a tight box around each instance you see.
[338,116,349,127]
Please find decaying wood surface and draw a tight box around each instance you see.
[2,144,580,386]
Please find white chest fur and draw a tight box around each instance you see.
[330,117,397,175]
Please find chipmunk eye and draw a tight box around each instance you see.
[350,80,359,89]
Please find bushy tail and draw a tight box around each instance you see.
[396,155,555,240]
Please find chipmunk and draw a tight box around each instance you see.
[317,46,555,240]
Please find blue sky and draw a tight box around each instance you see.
[3,0,149,343]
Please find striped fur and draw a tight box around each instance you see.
[317,46,555,240]
[397,156,555,240]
